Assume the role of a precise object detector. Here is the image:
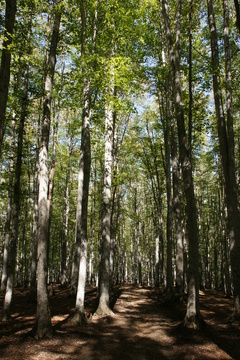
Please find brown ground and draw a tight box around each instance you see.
[0,284,239,359]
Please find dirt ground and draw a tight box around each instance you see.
[0,284,239,359]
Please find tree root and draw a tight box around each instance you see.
[182,313,207,330]
[67,310,92,325]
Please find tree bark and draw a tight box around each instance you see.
[34,4,61,338]
[1,118,15,293]
[71,0,98,297]
[233,0,240,35]
[162,0,201,328]
[28,107,40,302]
[171,123,184,296]
[207,0,240,316]
[96,80,114,316]
[0,0,17,158]
[1,69,28,320]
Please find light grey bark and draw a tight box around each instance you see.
[61,140,71,286]
[72,0,98,322]
[71,0,98,298]
[96,85,114,315]
[171,124,184,296]
[47,118,58,276]
[34,5,61,338]
[28,108,40,302]
[0,0,17,158]
[74,77,91,317]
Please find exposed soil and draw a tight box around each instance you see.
[0,284,239,359]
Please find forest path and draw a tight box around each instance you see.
[0,284,238,359]
[78,285,233,360]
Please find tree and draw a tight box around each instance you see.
[0,0,17,158]
[207,0,240,317]
[33,1,62,338]
[95,65,115,316]
[71,0,98,322]
[162,0,202,328]
[233,0,240,34]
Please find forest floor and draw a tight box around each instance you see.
[0,284,240,359]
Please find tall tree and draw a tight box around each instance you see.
[1,67,29,320]
[33,2,61,338]
[233,0,240,34]
[0,0,17,158]
[1,118,15,293]
[207,0,240,317]
[95,67,115,316]
[162,0,201,328]
[72,0,97,321]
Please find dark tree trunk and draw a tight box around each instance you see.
[233,0,240,35]
[162,0,201,328]
[1,71,27,320]
[1,119,15,293]
[0,0,17,158]
[207,0,240,316]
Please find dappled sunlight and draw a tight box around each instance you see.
[0,285,239,359]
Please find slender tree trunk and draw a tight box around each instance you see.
[162,0,201,328]
[1,118,15,293]
[47,119,58,274]
[89,155,97,285]
[163,101,173,298]
[34,4,61,338]
[1,69,28,320]
[61,142,71,286]
[95,79,114,316]
[28,107,40,302]
[71,0,98,297]
[233,0,240,35]
[171,124,184,296]
[154,212,160,287]
[74,81,91,319]
[73,0,97,322]
[207,0,240,316]
[0,0,17,158]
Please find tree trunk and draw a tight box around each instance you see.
[95,81,114,316]
[28,107,40,302]
[47,119,58,276]
[207,0,240,316]
[162,0,201,328]
[71,0,97,297]
[74,78,91,320]
[72,0,97,322]
[1,70,27,320]
[233,0,240,35]
[61,144,71,286]
[1,118,15,293]
[0,0,17,158]
[34,5,61,338]
[171,123,184,296]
